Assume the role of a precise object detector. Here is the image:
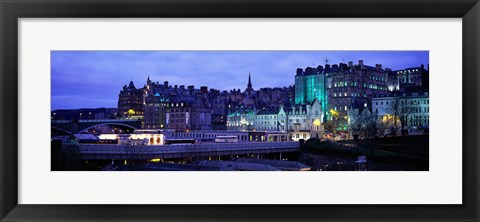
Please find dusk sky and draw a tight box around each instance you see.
[51,51,428,110]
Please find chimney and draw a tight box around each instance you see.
[325,64,331,70]
[358,60,364,69]
[200,86,208,94]
[332,64,338,69]
[317,65,324,70]
[296,68,303,76]
[348,61,353,67]
[305,67,313,75]
[164,81,169,88]
[421,64,425,69]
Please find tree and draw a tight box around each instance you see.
[391,97,414,136]
[349,108,382,138]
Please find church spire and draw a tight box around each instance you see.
[246,72,253,95]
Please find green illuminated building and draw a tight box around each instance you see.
[294,66,328,114]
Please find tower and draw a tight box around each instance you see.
[246,72,253,95]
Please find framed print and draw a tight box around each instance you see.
[1,0,479,221]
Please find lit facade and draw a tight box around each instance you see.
[144,93,169,129]
[395,64,429,89]
[287,98,324,141]
[372,91,429,133]
[254,106,287,132]
[118,81,145,118]
[294,67,328,112]
[165,98,212,131]
[227,108,256,131]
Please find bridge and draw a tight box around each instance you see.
[65,141,300,160]
[51,119,142,134]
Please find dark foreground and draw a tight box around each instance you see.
[52,135,428,171]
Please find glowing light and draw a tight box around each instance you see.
[150,158,161,163]
[313,119,321,126]
[329,109,338,116]
[128,109,135,115]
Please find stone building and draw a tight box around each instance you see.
[144,93,169,129]
[226,107,256,131]
[372,91,429,134]
[118,81,145,118]
[294,60,391,130]
[326,61,389,120]
[165,96,213,131]
[294,66,328,112]
[286,98,324,141]
[395,64,429,90]
[253,106,287,132]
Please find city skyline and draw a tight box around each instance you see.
[51,50,429,110]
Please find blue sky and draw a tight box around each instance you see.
[51,51,429,110]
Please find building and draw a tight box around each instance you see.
[395,64,429,90]
[294,66,328,112]
[294,60,391,130]
[144,93,169,129]
[286,98,324,141]
[327,61,389,119]
[165,96,213,131]
[372,91,429,134]
[227,107,256,131]
[253,106,287,132]
[118,81,145,118]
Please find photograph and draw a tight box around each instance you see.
[2,0,478,220]
[51,50,430,171]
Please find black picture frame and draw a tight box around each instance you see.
[1,0,479,221]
